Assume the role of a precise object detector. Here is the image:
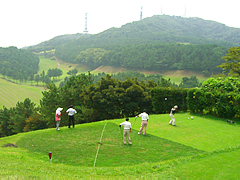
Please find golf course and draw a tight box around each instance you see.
[1,112,240,178]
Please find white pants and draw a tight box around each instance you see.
[123,130,132,144]
[139,121,148,135]
[169,114,175,125]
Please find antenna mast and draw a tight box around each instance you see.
[140,6,143,20]
[83,13,88,33]
[183,5,186,17]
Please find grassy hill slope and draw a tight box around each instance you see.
[92,66,209,84]
[0,78,42,108]
[1,113,240,178]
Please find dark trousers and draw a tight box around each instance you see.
[68,116,75,128]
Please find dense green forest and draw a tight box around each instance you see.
[0,47,39,81]
[72,43,228,72]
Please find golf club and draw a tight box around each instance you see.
[119,126,123,137]
[133,116,137,128]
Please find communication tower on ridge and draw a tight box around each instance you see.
[161,5,163,15]
[183,5,186,17]
[140,6,143,20]
[83,13,88,33]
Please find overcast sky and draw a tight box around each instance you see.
[1,0,240,48]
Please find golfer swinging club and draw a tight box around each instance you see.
[119,118,132,145]
[169,105,178,126]
[136,109,149,135]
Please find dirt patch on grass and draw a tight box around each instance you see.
[92,66,127,74]
[2,143,18,148]
[92,65,165,75]
[161,70,204,77]
[91,66,206,77]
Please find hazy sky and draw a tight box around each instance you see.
[1,0,240,48]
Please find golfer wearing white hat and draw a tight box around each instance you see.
[169,105,178,126]
[55,107,63,130]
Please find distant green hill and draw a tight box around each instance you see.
[53,15,238,68]
[27,33,91,52]
[26,15,240,75]
[58,15,239,49]
[96,15,240,45]
[30,15,240,54]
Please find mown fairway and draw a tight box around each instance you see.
[1,113,240,178]
[38,56,88,86]
[0,78,42,108]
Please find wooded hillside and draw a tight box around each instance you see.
[72,43,228,73]
[26,15,240,74]
[0,47,39,80]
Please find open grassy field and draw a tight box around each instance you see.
[1,112,240,178]
[0,78,42,108]
[38,56,89,86]
[92,66,209,84]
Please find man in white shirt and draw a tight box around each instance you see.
[136,109,149,135]
[66,105,77,128]
[119,118,132,145]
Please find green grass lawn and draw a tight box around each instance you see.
[0,78,42,108]
[38,56,89,86]
[1,113,240,178]
[162,73,209,85]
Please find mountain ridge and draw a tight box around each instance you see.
[29,15,240,51]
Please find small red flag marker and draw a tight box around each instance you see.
[49,152,52,163]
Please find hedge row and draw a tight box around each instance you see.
[151,87,240,120]
[151,87,188,114]
[188,88,240,119]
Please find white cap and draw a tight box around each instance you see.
[57,107,63,111]
[174,105,178,108]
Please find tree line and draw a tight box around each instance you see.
[0,46,39,82]
[59,71,199,88]
[56,43,228,74]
